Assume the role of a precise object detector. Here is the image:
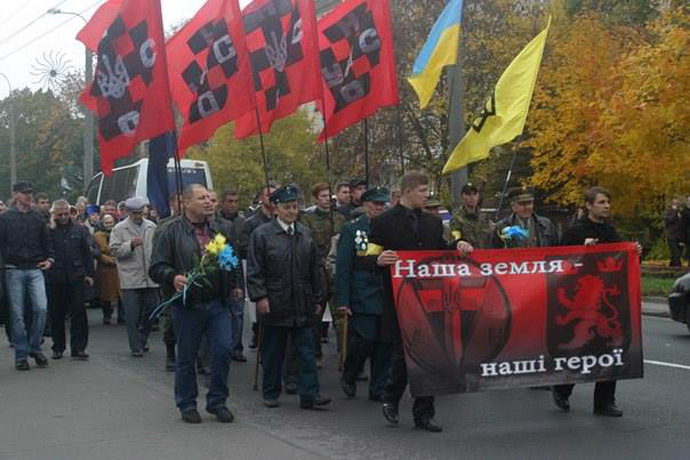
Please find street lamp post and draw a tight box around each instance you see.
[0,73,16,195]
[47,8,94,190]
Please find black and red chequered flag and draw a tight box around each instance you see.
[167,0,255,153]
[77,0,175,175]
[234,0,322,139]
[317,0,398,141]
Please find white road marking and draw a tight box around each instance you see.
[644,359,690,371]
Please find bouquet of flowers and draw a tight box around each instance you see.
[143,234,239,330]
[498,225,529,248]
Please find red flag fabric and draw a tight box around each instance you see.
[317,0,398,141]
[77,0,174,175]
[167,0,255,153]
[234,0,321,139]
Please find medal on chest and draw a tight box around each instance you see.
[354,229,369,256]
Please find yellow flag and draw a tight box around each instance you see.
[443,17,551,174]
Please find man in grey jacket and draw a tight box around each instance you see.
[110,197,159,357]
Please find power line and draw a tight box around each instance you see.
[0,1,102,63]
[0,4,32,29]
[0,0,71,49]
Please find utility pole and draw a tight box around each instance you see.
[48,8,94,190]
[0,73,15,195]
[446,10,467,210]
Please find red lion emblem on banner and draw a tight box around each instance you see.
[556,275,623,349]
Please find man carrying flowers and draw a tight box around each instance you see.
[150,184,243,425]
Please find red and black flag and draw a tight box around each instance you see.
[77,0,175,175]
[317,0,398,141]
[234,0,321,139]
[167,0,255,153]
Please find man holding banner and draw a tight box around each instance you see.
[367,171,473,433]
[552,186,642,417]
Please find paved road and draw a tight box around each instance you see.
[1,303,689,460]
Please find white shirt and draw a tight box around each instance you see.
[276,218,295,235]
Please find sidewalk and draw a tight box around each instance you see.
[642,297,669,318]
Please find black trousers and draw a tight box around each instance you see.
[262,325,319,401]
[668,239,683,267]
[48,281,88,353]
[383,338,434,422]
[343,324,392,399]
[553,380,617,407]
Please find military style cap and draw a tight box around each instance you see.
[270,185,300,204]
[361,186,389,203]
[350,178,367,188]
[461,182,478,194]
[124,196,148,211]
[507,186,535,203]
[12,181,33,193]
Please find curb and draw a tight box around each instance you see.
[642,296,669,318]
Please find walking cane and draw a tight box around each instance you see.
[252,324,263,391]
[340,313,348,371]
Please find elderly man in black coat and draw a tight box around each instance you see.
[367,171,473,433]
[247,185,330,410]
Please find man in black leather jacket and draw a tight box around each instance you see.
[46,200,94,360]
[149,184,242,425]
[247,185,330,410]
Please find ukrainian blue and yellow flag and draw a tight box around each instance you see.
[407,0,463,109]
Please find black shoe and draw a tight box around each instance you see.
[369,394,382,402]
[382,402,399,425]
[340,378,356,398]
[356,370,368,382]
[103,317,112,325]
[29,352,49,367]
[415,418,443,433]
[71,350,89,360]
[165,355,175,372]
[263,398,280,408]
[232,353,247,363]
[594,403,623,417]
[15,359,30,371]
[52,350,63,360]
[300,395,331,409]
[132,350,144,358]
[180,409,202,424]
[249,335,258,349]
[285,382,298,395]
[551,389,570,412]
[208,406,235,423]
[117,317,126,325]
[142,343,150,352]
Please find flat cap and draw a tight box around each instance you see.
[12,181,33,193]
[124,196,148,211]
[349,178,367,188]
[507,186,535,203]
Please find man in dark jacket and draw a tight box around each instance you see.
[492,186,559,248]
[46,200,94,360]
[336,186,391,401]
[243,182,278,349]
[0,182,54,370]
[247,185,330,410]
[149,184,243,424]
[665,198,684,267]
[368,171,473,433]
[552,186,642,418]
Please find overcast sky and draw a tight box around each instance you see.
[0,0,255,98]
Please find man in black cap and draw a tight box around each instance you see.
[247,185,330,409]
[45,200,94,360]
[450,183,491,248]
[367,171,474,432]
[336,186,392,401]
[0,182,54,370]
[492,186,559,249]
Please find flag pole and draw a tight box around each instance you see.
[364,118,370,184]
[447,1,466,210]
[254,106,271,191]
[396,105,405,175]
[320,97,335,234]
[495,148,518,220]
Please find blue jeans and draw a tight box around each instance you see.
[262,325,319,402]
[172,299,232,412]
[5,269,48,362]
[229,296,244,354]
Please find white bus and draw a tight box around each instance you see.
[85,158,213,205]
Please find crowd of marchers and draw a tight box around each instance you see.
[0,172,644,430]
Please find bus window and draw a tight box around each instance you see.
[101,166,139,203]
[167,167,207,192]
